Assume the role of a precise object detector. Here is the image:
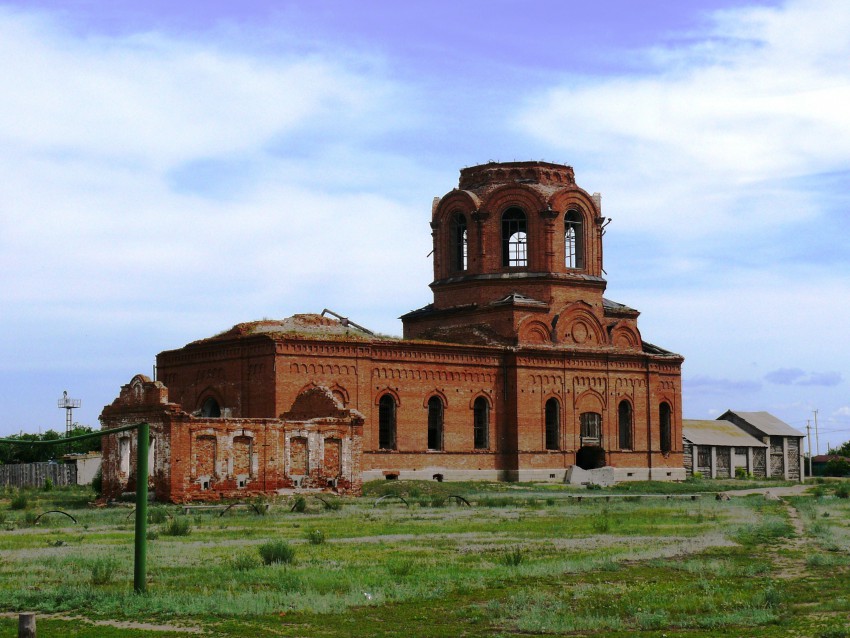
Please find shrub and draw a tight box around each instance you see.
[502,547,524,567]
[146,529,159,541]
[259,540,295,565]
[91,467,103,496]
[825,458,850,477]
[305,528,326,545]
[834,484,850,499]
[148,507,169,524]
[24,510,38,526]
[322,498,341,511]
[691,471,703,480]
[42,478,54,492]
[291,496,307,513]
[90,557,120,585]
[735,467,752,479]
[10,492,27,510]
[231,553,259,571]
[162,517,191,536]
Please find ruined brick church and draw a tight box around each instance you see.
[100,161,685,502]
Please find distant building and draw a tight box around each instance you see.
[61,452,102,485]
[100,162,685,503]
[682,420,767,478]
[717,411,804,481]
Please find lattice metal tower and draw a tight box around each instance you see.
[57,390,81,439]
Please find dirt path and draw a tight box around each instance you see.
[0,612,204,633]
[721,483,810,498]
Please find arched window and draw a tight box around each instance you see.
[501,208,527,267]
[378,394,397,450]
[545,398,560,450]
[580,412,601,443]
[473,397,489,450]
[450,213,468,272]
[427,396,444,451]
[660,402,672,454]
[565,210,584,269]
[201,397,221,418]
[618,401,633,450]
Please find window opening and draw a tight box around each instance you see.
[660,402,672,454]
[545,398,560,450]
[378,394,397,450]
[618,401,633,450]
[501,208,527,267]
[450,213,468,272]
[427,396,444,451]
[473,397,490,450]
[564,210,584,268]
[580,412,601,444]
[201,397,221,418]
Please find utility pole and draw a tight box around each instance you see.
[813,409,820,456]
[806,420,813,478]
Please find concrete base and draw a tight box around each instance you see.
[362,465,686,484]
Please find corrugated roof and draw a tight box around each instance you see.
[683,419,767,447]
[726,411,803,437]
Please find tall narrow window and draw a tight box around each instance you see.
[473,397,489,450]
[580,412,601,443]
[565,210,584,269]
[378,394,397,450]
[545,398,560,450]
[427,396,444,451]
[659,402,672,454]
[618,401,633,450]
[450,213,468,272]
[501,208,527,267]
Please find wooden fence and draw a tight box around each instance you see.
[0,462,76,488]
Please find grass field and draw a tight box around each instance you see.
[1,478,849,637]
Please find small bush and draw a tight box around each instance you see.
[322,498,341,511]
[162,517,191,536]
[834,484,850,499]
[146,529,159,541]
[42,478,54,492]
[291,496,307,513]
[231,553,259,571]
[24,510,38,526]
[148,507,169,524]
[10,492,27,510]
[691,471,703,480]
[502,547,524,567]
[430,496,446,508]
[305,528,326,545]
[592,516,611,533]
[386,559,415,577]
[91,467,103,496]
[90,557,120,585]
[259,540,295,565]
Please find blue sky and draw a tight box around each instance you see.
[1,0,848,453]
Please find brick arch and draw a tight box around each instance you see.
[433,189,480,223]
[375,387,401,406]
[481,182,548,215]
[558,303,606,347]
[575,387,606,411]
[468,391,493,409]
[422,389,448,408]
[518,317,551,344]
[546,188,599,218]
[610,323,641,350]
[196,387,225,414]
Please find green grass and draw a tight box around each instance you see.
[1,482,849,636]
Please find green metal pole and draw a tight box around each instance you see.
[134,422,149,594]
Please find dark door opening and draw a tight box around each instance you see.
[576,445,606,470]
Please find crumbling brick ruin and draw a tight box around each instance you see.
[101,161,685,502]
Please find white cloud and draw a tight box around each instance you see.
[518,0,850,237]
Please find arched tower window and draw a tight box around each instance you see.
[618,400,633,450]
[659,402,672,454]
[565,209,584,269]
[427,396,444,451]
[450,213,468,272]
[378,394,397,450]
[201,397,221,418]
[545,398,560,450]
[501,207,527,267]
[473,397,490,450]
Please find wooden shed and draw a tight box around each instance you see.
[718,410,805,481]
[683,419,767,478]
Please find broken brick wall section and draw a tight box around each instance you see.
[100,376,364,503]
